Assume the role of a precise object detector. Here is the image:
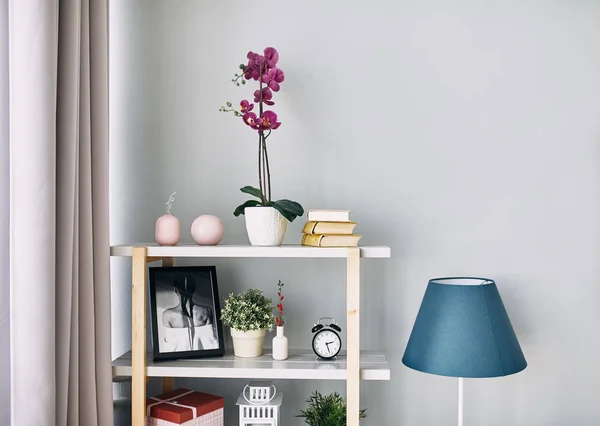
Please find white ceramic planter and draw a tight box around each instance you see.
[230,328,266,358]
[272,326,288,361]
[244,206,287,246]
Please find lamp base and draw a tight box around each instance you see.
[458,377,464,426]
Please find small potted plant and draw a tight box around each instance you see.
[297,391,367,426]
[220,47,304,246]
[272,280,288,360]
[221,289,275,358]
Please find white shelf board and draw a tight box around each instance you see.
[112,350,390,381]
[110,244,391,259]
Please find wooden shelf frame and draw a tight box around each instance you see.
[111,244,391,426]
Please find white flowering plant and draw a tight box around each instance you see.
[221,288,275,332]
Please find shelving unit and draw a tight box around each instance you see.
[110,243,391,426]
[112,350,391,381]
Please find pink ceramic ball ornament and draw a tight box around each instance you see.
[155,192,180,246]
[191,215,224,245]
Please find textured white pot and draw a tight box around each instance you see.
[244,206,287,246]
[272,326,288,361]
[230,328,266,358]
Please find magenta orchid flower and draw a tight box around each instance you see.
[242,112,259,129]
[244,52,263,80]
[240,100,254,113]
[244,65,260,81]
[257,111,281,131]
[253,88,274,106]
[263,47,279,68]
[261,68,284,92]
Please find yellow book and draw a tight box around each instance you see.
[301,233,362,247]
[302,221,357,235]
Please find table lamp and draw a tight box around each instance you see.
[402,277,527,426]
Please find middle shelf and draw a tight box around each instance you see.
[112,350,390,381]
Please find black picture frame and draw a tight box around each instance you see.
[149,266,225,361]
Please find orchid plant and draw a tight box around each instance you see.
[220,47,304,222]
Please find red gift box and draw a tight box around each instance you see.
[146,388,224,425]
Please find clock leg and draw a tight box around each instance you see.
[346,248,360,426]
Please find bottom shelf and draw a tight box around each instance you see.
[112,350,390,381]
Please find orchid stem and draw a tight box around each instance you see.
[258,133,265,205]
[263,137,272,202]
[261,133,268,203]
[258,61,267,204]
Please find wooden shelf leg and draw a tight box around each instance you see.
[346,248,360,426]
[162,377,175,393]
[132,247,148,426]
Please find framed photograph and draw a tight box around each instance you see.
[149,266,225,361]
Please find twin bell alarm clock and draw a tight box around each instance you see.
[311,317,342,360]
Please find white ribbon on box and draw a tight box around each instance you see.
[146,390,198,418]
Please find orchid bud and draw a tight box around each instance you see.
[226,102,232,107]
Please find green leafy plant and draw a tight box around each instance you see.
[296,391,367,426]
[220,289,275,332]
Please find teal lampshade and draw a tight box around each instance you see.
[402,277,527,378]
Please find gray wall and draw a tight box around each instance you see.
[110,1,600,425]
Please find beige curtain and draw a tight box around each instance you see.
[8,1,113,425]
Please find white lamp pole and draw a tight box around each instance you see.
[458,377,464,426]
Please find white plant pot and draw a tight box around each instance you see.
[272,326,288,361]
[244,206,287,246]
[230,328,266,358]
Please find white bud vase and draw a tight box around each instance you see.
[272,326,288,360]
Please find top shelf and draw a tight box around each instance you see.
[110,244,391,259]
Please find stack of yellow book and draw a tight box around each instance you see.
[300,209,362,247]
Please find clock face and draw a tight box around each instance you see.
[312,329,341,359]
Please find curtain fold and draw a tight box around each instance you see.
[9,2,59,424]
[9,0,112,425]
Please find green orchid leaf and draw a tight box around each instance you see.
[274,199,305,217]
[240,186,264,200]
[233,199,262,217]
[269,201,297,222]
